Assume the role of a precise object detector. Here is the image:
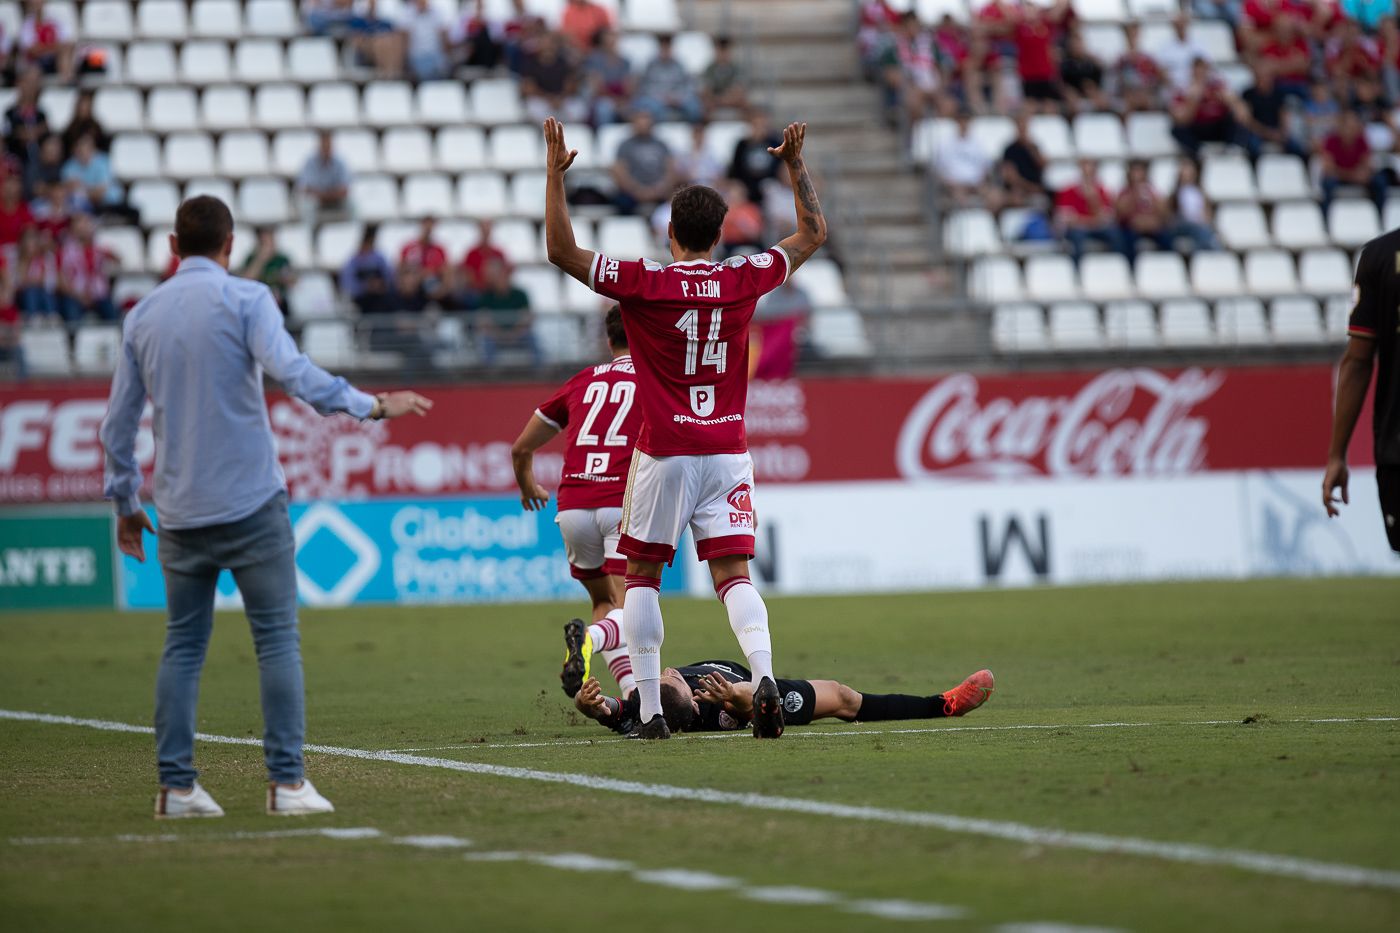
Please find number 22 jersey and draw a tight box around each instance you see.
[534,354,642,511]
[587,248,790,457]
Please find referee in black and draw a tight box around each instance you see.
[1324,229,1400,552]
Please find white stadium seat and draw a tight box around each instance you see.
[235,39,287,83]
[1215,203,1271,251]
[1080,253,1135,301]
[969,256,1025,303]
[180,40,233,85]
[673,32,716,74]
[1104,301,1158,347]
[202,85,253,131]
[508,172,548,220]
[1126,112,1176,158]
[184,176,236,207]
[246,0,300,38]
[417,81,470,125]
[470,78,525,125]
[598,216,654,259]
[403,174,455,218]
[83,1,135,41]
[289,37,341,82]
[1201,156,1256,202]
[217,131,271,177]
[1049,302,1104,349]
[1244,249,1299,298]
[1329,200,1381,249]
[1074,0,1128,20]
[1028,114,1075,161]
[1158,299,1214,346]
[1256,154,1310,202]
[492,219,542,264]
[1134,251,1190,300]
[148,227,174,274]
[95,87,145,132]
[38,87,76,130]
[1324,296,1351,340]
[20,331,72,376]
[96,227,148,274]
[516,267,564,314]
[382,127,435,175]
[309,83,361,127]
[1272,201,1329,250]
[147,87,199,133]
[1025,255,1079,302]
[287,271,339,322]
[239,178,293,225]
[810,308,873,359]
[364,81,416,128]
[1189,251,1245,298]
[301,321,358,368]
[944,209,1000,257]
[1271,297,1323,343]
[332,128,380,173]
[254,84,306,129]
[458,172,509,218]
[1298,249,1352,297]
[138,0,189,40]
[1081,22,1127,61]
[624,0,682,31]
[992,303,1050,353]
[192,0,242,39]
[273,129,317,176]
[74,326,123,375]
[111,134,163,180]
[1073,113,1127,161]
[970,116,1015,159]
[164,134,218,180]
[795,259,851,309]
[436,126,489,172]
[1215,297,1270,344]
[351,175,402,222]
[1190,20,1237,62]
[126,41,178,84]
[129,180,181,226]
[489,124,546,172]
[316,222,364,270]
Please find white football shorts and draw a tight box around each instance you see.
[618,451,757,564]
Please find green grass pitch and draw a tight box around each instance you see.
[1,578,1398,932]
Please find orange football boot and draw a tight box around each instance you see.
[941,669,995,717]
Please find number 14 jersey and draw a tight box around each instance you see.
[588,248,790,457]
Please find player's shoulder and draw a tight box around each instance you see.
[718,249,782,273]
[1358,228,1400,273]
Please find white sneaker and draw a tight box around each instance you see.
[155,782,225,819]
[266,778,335,816]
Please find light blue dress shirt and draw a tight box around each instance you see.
[101,256,376,530]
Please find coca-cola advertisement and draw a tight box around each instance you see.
[0,364,1372,505]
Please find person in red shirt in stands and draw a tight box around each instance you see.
[399,216,451,304]
[17,0,75,79]
[1015,6,1062,112]
[57,211,118,324]
[559,0,612,50]
[1258,17,1312,98]
[0,175,34,248]
[458,218,511,296]
[0,251,22,377]
[1319,110,1388,213]
[1056,157,1131,264]
[1170,58,1245,158]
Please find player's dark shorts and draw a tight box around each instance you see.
[774,678,817,726]
[1379,466,1400,552]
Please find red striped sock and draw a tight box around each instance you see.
[588,614,623,652]
[625,573,661,592]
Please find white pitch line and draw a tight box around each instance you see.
[3,708,1399,893]
[383,716,1400,753]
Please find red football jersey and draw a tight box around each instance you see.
[587,248,790,456]
[534,354,642,510]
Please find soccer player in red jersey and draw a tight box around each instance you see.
[510,306,641,699]
[542,116,827,740]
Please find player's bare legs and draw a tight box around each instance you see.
[708,556,782,738]
[622,558,669,737]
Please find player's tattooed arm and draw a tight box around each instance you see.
[768,122,828,276]
[542,117,596,285]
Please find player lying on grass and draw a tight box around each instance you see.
[509,305,641,699]
[563,631,994,735]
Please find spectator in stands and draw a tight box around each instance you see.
[1341,0,1395,31]
[27,133,66,195]
[450,0,504,69]
[29,171,73,240]
[57,213,118,325]
[459,218,509,294]
[4,68,49,174]
[1060,29,1109,113]
[298,131,352,222]
[1318,110,1388,212]
[1257,16,1312,99]
[0,257,21,378]
[1326,19,1383,108]
[1192,0,1243,27]
[1239,63,1308,160]
[475,257,539,366]
[303,0,356,36]
[1116,158,1196,253]
[399,216,452,305]
[0,19,13,84]
[346,0,405,79]
[1169,157,1220,250]
[702,37,748,116]
[62,133,135,222]
[400,0,451,81]
[1112,22,1164,113]
[895,12,949,122]
[1301,79,1342,150]
[728,110,782,204]
[520,30,587,123]
[936,111,1000,210]
[1153,14,1209,93]
[635,34,703,123]
[581,29,633,125]
[13,225,58,321]
[17,0,73,80]
[501,0,547,73]
[60,90,109,159]
[612,111,678,215]
[1378,17,1400,104]
[0,175,34,247]
[559,0,612,50]
[999,111,1047,206]
[1170,58,1245,158]
[1015,6,1064,113]
[339,225,395,315]
[1056,158,1131,264]
[719,181,766,258]
[678,122,724,187]
[240,227,295,313]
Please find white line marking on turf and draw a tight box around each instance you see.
[9,827,383,846]
[4,708,1398,893]
[392,835,473,849]
[383,716,1400,753]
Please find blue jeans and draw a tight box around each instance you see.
[154,491,304,788]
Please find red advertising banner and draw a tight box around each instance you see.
[0,364,1371,505]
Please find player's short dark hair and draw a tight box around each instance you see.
[659,682,696,733]
[605,305,627,350]
[670,185,728,254]
[175,195,234,259]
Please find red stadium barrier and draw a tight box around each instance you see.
[0,363,1373,505]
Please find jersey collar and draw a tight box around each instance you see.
[668,258,716,267]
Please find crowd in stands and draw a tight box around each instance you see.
[864,0,1400,264]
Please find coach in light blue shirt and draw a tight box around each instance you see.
[100,196,431,819]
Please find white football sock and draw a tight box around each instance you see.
[717,576,774,684]
[624,576,664,722]
[587,609,624,652]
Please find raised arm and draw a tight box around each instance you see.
[543,117,596,285]
[510,412,559,511]
[768,122,828,276]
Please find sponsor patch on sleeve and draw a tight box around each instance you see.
[747,252,774,269]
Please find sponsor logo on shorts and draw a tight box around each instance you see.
[748,252,774,269]
[727,483,754,528]
[718,711,740,730]
[784,691,804,714]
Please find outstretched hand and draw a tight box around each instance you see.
[766,122,807,165]
[377,391,433,419]
[543,117,578,175]
[574,677,609,719]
